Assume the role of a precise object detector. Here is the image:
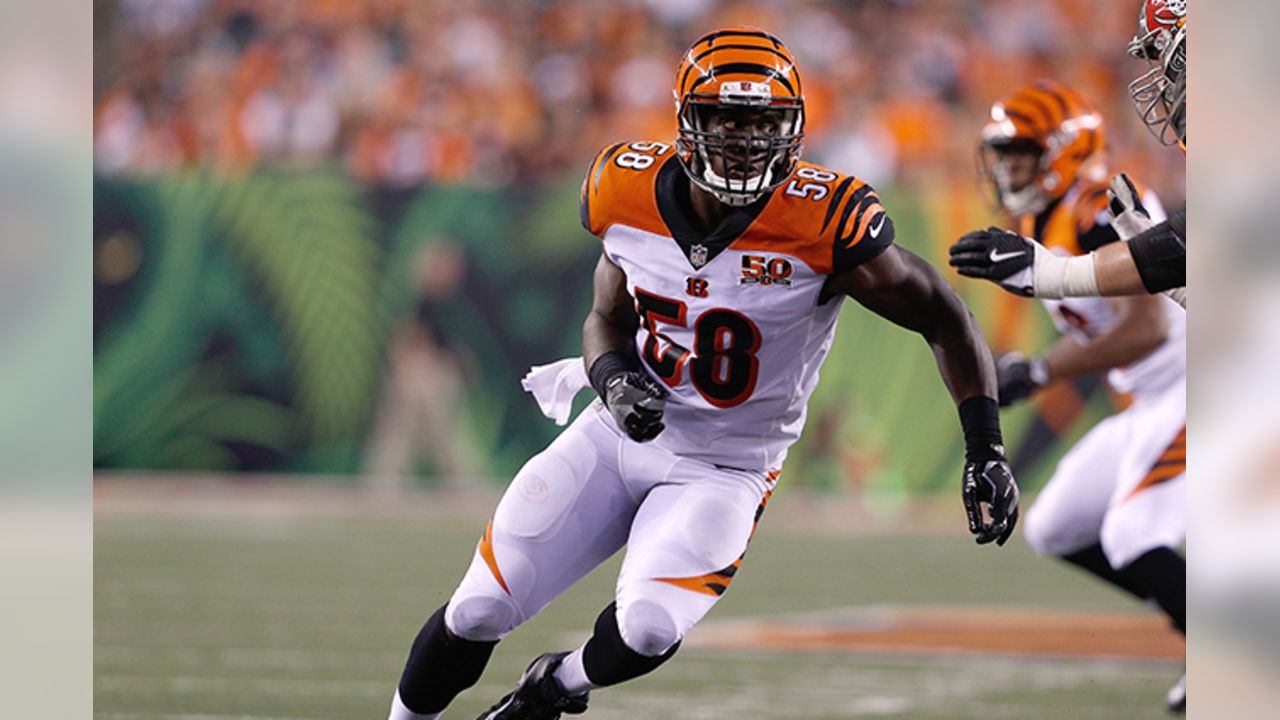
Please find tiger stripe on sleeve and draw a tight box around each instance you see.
[824,179,895,274]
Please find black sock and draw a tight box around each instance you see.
[581,602,680,687]
[1117,547,1187,635]
[397,604,498,713]
[1061,543,1148,600]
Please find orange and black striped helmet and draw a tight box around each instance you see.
[674,27,804,206]
[978,80,1108,217]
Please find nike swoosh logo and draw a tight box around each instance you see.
[989,249,1025,262]
[868,214,887,239]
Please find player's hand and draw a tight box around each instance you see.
[604,371,668,442]
[1107,173,1155,240]
[949,227,1052,297]
[995,352,1050,407]
[962,456,1020,546]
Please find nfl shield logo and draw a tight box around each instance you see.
[690,244,709,268]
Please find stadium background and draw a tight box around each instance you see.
[93,2,1188,718]
[93,0,1184,492]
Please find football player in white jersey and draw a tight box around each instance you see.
[969,80,1188,712]
[950,0,1187,307]
[388,27,1019,720]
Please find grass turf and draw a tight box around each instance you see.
[95,507,1180,719]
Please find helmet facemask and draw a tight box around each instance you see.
[978,139,1051,217]
[1128,20,1187,146]
[676,87,803,207]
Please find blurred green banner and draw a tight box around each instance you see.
[94,168,1109,493]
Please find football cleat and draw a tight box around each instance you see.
[476,652,589,720]
[1165,669,1186,714]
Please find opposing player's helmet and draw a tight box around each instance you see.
[978,80,1107,216]
[1127,0,1186,147]
[674,27,804,206]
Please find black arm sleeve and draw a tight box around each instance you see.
[1128,205,1186,294]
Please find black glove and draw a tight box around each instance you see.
[962,457,1020,546]
[949,227,1047,297]
[603,371,668,442]
[995,352,1050,407]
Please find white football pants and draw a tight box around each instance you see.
[444,402,776,657]
[1023,376,1186,568]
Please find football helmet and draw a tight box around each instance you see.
[978,80,1107,217]
[674,27,804,206]
[1127,0,1187,147]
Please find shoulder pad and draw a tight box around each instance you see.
[580,141,672,237]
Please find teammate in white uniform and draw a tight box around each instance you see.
[388,27,1019,720]
[971,80,1187,713]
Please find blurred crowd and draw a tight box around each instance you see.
[94,0,1181,192]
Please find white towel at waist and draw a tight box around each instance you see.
[521,356,591,425]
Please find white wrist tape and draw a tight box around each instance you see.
[1032,250,1099,299]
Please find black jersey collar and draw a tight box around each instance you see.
[654,157,771,270]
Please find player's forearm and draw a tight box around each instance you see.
[1041,322,1164,381]
[1060,219,1185,298]
[582,310,636,370]
[926,298,999,405]
[1092,242,1150,296]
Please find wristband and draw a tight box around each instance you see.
[1128,219,1187,294]
[588,351,638,402]
[959,395,1005,463]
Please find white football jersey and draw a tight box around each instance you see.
[1023,182,1185,398]
[581,140,894,471]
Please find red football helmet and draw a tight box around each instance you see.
[1128,0,1186,147]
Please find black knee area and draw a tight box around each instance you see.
[398,603,498,713]
[1118,547,1186,635]
[1061,543,1146,600]
[582,602,680,687]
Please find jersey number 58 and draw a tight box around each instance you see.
[635,288,761,408]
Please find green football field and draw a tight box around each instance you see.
[95,488,1182,719]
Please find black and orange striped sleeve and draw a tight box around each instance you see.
[822,178,895,274]
[579,142,627,237]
